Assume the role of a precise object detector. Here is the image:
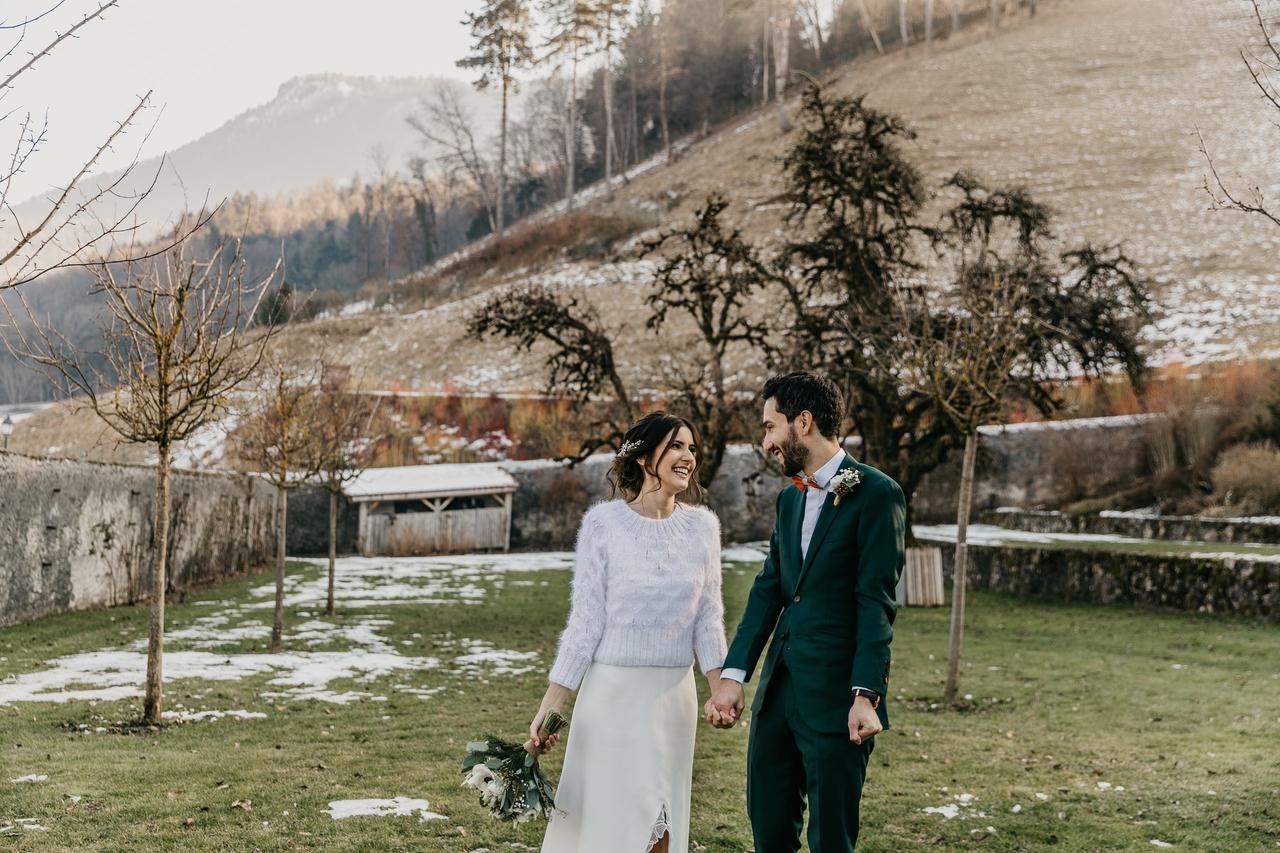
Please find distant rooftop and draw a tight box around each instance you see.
[343,463,518,502]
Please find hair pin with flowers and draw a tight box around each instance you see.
[616,438,642,458]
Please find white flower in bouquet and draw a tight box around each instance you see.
[461,711,569,822]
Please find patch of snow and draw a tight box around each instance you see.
[324,797,446,822]
[923,804,961,819]
[9,774,48,783]
[977,413,1163,435]
[160,709,268,723]
[447,639,540,677]
[0,649,439,706]
[1150,841,1175,849]
[722,542,769,563]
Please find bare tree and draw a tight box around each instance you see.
[594,0,632,184]
[761,0,772,102]
[799,0,826,60]
[302,367,380,617]
[855,0,884,54]
[873,280,1031,706]
[407,85,496,232]
[3,228,280,724]
[1200,0,1280,230]
[0,1,200,292]
[657,5,672,160]
[235,359,319,653]
[468,282,633,455]
[899,0,911,48]
[639,195,776,486]
[772,0,794,129]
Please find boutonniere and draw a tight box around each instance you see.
[830,468,862,506]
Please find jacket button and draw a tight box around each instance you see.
[793,595,801,603]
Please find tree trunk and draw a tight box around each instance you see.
[498,75,508,237]
[857,0,884,54]
[943,431,978,705]
[327,489,338,617]
[951,0,960,35]
[925,0,935,45]
[271,483,287,653]
[659,14,671,160]
[990,0,1001,30]
[142,444,171,725]
[1028,0,1037,16]
[773,1,792,130]
[566,50,579,207]
[761,0,771,104]
[603,30,617,183]
[899,0,910,47]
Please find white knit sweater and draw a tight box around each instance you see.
[548,499,729,690]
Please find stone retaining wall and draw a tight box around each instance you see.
[0,452,276,627]
[982,508,1280,545]
[938,542,1280,620]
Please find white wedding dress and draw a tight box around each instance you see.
[538,500,726,853]
[541,662,697,853]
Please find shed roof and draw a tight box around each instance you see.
[343,463,519,502]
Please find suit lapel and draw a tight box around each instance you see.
[796,453,855,590]
[791,487,806,572]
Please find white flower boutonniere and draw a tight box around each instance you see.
[830,468,863,506]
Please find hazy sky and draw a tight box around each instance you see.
[8,0,478,199]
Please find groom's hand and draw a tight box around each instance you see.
[707,680,745,729]
[848,696,882,745]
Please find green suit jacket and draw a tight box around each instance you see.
[724,453,906,733]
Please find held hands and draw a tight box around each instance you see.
[527,706,562,755]
[704,679,745,729]
[848,695,882,745]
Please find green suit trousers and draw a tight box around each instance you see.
[746,662,874,853]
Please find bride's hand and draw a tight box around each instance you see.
[528,707,561,754]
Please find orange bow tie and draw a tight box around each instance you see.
[790,475,821,492]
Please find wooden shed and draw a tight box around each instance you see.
[344,464,519,556]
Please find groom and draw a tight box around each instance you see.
[709,371,906,852]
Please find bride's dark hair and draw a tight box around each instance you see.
[607,411,706,503]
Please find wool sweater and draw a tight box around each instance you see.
[547,499,729,690]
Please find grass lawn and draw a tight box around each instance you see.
[1,551,1277,852]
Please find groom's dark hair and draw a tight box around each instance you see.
[762,372,844,439]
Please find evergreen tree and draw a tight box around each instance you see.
[458,0,536,237]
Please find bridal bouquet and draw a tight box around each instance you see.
[461,710,568,823]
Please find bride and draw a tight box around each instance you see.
[529,411,731,853]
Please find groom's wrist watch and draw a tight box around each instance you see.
[851,688,881,708]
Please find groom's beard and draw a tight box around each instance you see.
[778,426,809,478]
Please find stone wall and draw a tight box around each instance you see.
[913,415,1157,521]
[938,542,1280,620]
[0,452,276,627]
[982,507,1280,545]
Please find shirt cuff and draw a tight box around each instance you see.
[721,668,748,684]
[851,686,880,697]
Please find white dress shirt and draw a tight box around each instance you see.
[721,448,851,688]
